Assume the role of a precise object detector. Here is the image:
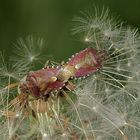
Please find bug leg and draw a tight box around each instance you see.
[44,60,59,68]
[65,81,75,91]
[60,61,65,66]
[44,60,51,67]
[6,82,19,89]
[0,82,19,92]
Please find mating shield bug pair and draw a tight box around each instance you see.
[20,47,104,99]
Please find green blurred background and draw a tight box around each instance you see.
[0,0,140,62]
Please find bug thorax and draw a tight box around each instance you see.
[57,64,76,82]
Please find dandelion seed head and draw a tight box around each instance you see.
[92,106,97,111]
[116,66,120,71]
[127,62,131,67]
[43,133,47,137]
[4,72,14,78]
[84,37,90,42]
[103,29,112,37]
[105,88,110,93]
[15,113,20,117]
[62,133,66,137]
[11,36,46,70]
[28,54,35,62]
[0,7,140,140]
[72,7,140,140]
[0,54,28,82]
[75,10,138,92]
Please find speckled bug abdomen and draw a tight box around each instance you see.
[66,47,104,77]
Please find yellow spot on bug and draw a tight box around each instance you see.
[49,76,57,82]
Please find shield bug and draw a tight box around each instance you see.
[19,47,104,99]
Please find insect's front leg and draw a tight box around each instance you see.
[44,60,59,68]
[64,81,75,91]
[0,82,19,92]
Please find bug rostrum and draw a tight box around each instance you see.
[20,47,104,99]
